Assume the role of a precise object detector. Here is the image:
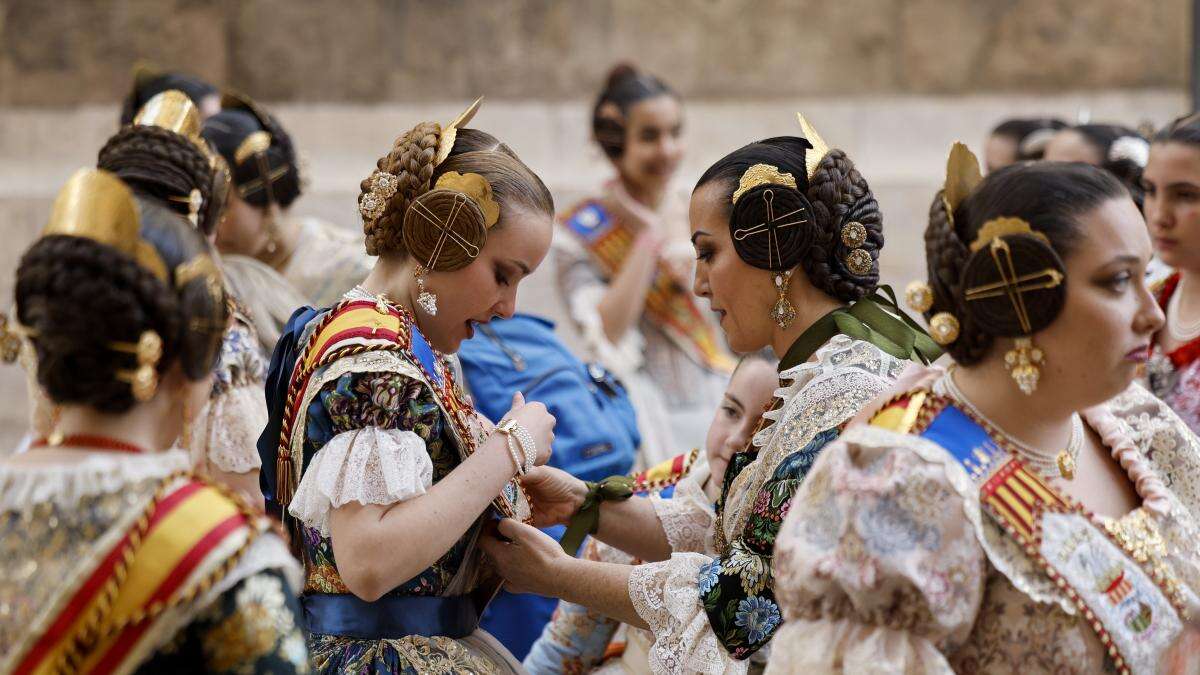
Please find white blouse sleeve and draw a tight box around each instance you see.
[287,426,434,537]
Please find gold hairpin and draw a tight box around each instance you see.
[42,169,168,282]
[111,330,163,402]
[435,97,484,168]
[234,131,272,165]
[436,171,500,227]
[942,142,983,227]
[731,164,797,205]
[175,254,224,302]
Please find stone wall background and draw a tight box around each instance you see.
[0,0,1193,449]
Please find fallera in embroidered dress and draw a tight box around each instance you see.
[0,450,306,674]
[622,335,908,674]
[768,377,1200,675]
[282,288,524,674]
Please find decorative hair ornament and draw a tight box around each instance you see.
[234,131,272,166]
[963,217,1064,395]
[845,248,873,276]
[731,164,798,205]
[435,96,483,167]
[0,312,23,364]
[929,312,960,345]
[1017,127,1058,158]
[359,170,399,223]
[111,330,163,402]
[904,280,934,314]
[435,171,501,228]
[942,142,983,228]
[1108,135,1150,168]
[41,169,168,282]
[174,253,224,302]
[796,113,830,182]
[133,90,202,142]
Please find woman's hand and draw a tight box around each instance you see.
[521,466,588,528]
[501,392,555,467]
[479,518,572,596]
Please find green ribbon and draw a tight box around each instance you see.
[559,475,635,556]
[778,285,941,372]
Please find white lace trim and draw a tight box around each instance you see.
[287,426,433,537]
[628,553,747,675]
[191,384,266,473]
[652,475,716,554]
[0,450,191,509]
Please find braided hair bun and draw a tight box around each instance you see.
[16,188,227,413]
[695,136,884,302]
[202,98,302,210]
[923,161,1126,364]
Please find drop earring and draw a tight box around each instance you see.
[414,265,438,316]
[1004,336,1045,395]
[770,270,796,329]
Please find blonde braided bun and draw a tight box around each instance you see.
[360,121,440,256]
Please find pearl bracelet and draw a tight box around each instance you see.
[497,419,537,474]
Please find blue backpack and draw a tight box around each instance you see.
[456,313,641,660]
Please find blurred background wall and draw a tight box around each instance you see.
[0,0,1192,447]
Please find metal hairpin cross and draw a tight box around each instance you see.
[732,189,809,269]
[409,193,482,268]
[964,238,1063,334]
[241,155,290,203]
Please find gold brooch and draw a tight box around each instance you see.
[845,248,873,276]
[905,281,934,313]
[112,330,163,402]
[360,170,400,223]
[929,312,960,345]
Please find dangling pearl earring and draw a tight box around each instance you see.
[770,270,796,329]
[414,265,438,316]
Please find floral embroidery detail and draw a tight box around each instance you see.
[698,560,721,596]
[858,495,942,554]
[722,540,771,596]
[734,596,781,645]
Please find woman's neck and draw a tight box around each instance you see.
[769,288,844,360]
[951,359,1078,453]
[359,256,417,314]
[619,175,666,211]
[258,209,301,271]
[48,401,175,454]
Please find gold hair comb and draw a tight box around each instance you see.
[731,164,797,205]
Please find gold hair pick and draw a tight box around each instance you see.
[436,171,501,227]
[796,113,830,182]
[234,131,272,165]
[133,90,202,141]
[42,169,168,282]
[942,142,983,225]
[131,61,161,90]
[969,217,1050,252]
[175,253,225,302]
[435,96,484,167]
[731,164,798,205]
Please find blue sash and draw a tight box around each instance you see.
[302,594,480,640]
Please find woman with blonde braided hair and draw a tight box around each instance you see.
[257,100,559,672]
[480,116,937,674]
[0,169,306,673]
[768,148,1200,674]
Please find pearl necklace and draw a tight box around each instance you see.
[940,369,1084,480]
[1167,275,1200,343]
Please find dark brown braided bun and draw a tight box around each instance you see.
[202,107,302,210]
[15,196,227,413]
[362,125,554,260]
[924,161,1127,364]
[803,149,883,301]
[696,137,882,302]
[97,125,220,236]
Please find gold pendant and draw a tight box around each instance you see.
[1056,450,1076,480]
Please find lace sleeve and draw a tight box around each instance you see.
[765,425,987,674]
[287,426,433,537]
[1105,383,1200,520]
[651,474,715,553]
[191,319,269,473]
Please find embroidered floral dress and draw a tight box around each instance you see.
[1145,273,1200,434]
[625,335,907,674]
[0,450,307,674]
[282,288,523,674]
[769,380,1200,675]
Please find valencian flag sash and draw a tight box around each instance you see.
[563,199,735,373]
[11,476,255,675]
[871,392,1188,675]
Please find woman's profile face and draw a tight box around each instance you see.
[689,181,777,353]
[615,95,685,194]
[1143,141,1200,272]
[413,205,553,354]
[1026,197,1163,407]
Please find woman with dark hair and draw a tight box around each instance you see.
[1142,113,1200,433]
[1045,123,1150,210]
[203,93,371,346]
[768,149,1200,673]
[481,117,937,674]
[118,63,221,125]
[94,89,270,502]
[984,117,1067,172]
[556,64,731,467]
[0,169,306,673]
[259,100,559,672]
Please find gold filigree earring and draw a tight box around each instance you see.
[1004,337,1044,395]
[771,270,796,329]
[414,265,438,316]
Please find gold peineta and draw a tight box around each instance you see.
[435,97,484,167]
[942,142,983,226]
[797,113,830,182]
[732,164,798,205]
[134,90,202,142]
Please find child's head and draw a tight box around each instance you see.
[705,351,778,486]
